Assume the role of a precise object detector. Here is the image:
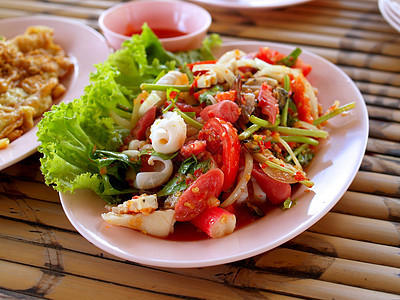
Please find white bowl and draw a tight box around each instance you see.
[98,0,212,51]
[59,41,368,268]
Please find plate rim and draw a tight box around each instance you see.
[188,0,313,10]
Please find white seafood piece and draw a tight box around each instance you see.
[192,63,235,87]
[217,49,246,65]
[134,155,173,189]
[102,209,176,238]
[196,69,217,88]
[149,111,186,154]
[139,71,189,117]
[105,194,158,215]
[251,178,267,204]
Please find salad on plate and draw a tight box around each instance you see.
[37,24,354,240]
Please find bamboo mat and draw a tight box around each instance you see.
[0,0,399,299]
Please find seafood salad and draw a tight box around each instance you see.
[38,25,354,239]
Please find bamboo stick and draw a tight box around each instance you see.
[309,212,400,246]
[350,171,400,197]
[0,176,59,203]
[232,268,396,300]
[212,23,400,72]
[358,82,400,99]
[340,66,400,87]
[0,196,73,231]
[253,248,400,294]
[0,0,103,19]
[211,22,400,58]
[0,260,176,299]
[367,105,400,123]
[0,238,270,300]
[361,154,400,176]
[367,137,400,157]
[287,231,400,268]
[368,120,400,142]
[45,0,115,10]
[303,0,381,13]
[363,94,400,110]
[332,190,400,222]
[239,10,393,33]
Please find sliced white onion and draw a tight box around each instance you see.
[220,149,253,208]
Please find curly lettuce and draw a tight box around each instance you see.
[37,24,221,204]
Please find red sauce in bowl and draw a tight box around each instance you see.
[125,25,187,39]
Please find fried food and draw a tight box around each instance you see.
[0,25,73,149]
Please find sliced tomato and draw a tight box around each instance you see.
[198,118,240,192]
[175,168,224,221]
[258,83,279,124]
[256,47,286,64]
[294,59,312,76]
[180,140,207,159]
[252,164,291,205]
[256,47,312,76]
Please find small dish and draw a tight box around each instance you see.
[98,0,212,51]
[0,16,110,171]
[59,41,368,268]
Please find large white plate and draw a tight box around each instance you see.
[188,0,312,10]
[60,41,368,268]
[0,16,110,171]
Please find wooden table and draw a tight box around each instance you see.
[1,0,400,299]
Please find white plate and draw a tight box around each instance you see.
[0,16,110,171]
[379,0,400,33]
[60,42,368,267]
[188,0,312,10]
[60,41,368,268]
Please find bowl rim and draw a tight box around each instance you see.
[98,0,212,42]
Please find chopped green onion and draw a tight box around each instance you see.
[313,102,356,126]
[174,109,203,130]
[286,143,309,162]
[275,126,328,138]
[283,74,291,92]
[140,83,191,92]
[249,115,279,128]
[280,136,319,146]
[238,124,261,141]
[277,47,302,67]
[281,99,290,127]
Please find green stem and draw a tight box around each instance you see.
[249,115,279,128]
[285,143,309,162]
[140,83,191,92]
[281,99,289,127]
[313,102,356,126]
[238,124,261,141]
[174,109,203,130]
[275,126,328,138]
[280,136,319,146]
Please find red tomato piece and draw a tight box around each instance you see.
[130,106,157,140]
[180,140,207,159]
[258,83,279,125]
[294,59,312,76]
[256,47,286,64]
[200,100,240,124]
[199,118,241,192]
[175,168,224,221]
[252,164,291,205]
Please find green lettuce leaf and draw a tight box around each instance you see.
[38,25,221,204]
